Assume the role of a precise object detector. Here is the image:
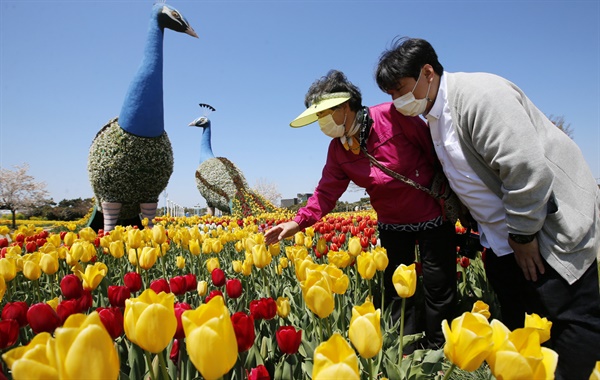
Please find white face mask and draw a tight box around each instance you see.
[318,110,346,138]
[393,71,432,117]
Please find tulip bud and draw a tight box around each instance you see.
[123,272,142,293]
[226,279,243,299]
[211,268,226,287]
[27,303,61,334]
[231,312,255,352]
[276,325,302,355]
[312,333,359,380]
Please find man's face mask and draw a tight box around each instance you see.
[393,71,432,117]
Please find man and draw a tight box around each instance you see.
[375,37,600,380]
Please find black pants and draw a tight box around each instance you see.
[378,222,457,350]
[485,251,600,380]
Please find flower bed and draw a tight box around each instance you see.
[0,213,572,379]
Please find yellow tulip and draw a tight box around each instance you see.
[197,281,208,297]
[40,252,59,275]
[126,228,144,250]
[234,241,243,252]
[47,297,59,311]
[232,260,243,273]
[0,276,5,302]
[268,242,280,257]
[124,289,177,353]
[23,260,42,281]
[294,256,316,282]
[241,260,253,276]
[312,333,360,380]
[205,257,220,273]
[276,297,290,318]
[357,251,377,280]
[128,248,138,267]
[327,249,353,269]
[590,362,600,380]
[151,224,167,245]
[279,257,289,269]
[69,242,85,262]
[392,263,417,298]
[78,227,97,243]
[348,301,382,358]
[182,296,238,380]
[252,244,272,269]
[201,239,213,255]
[348,236,362,257]
[63,232,76,246]
[372,246,389,271]
[294,232,305,246]
[442,312,493,372]
[47,234,62,249]
[211,239,223,254]
[2,332,58,379]
[80,241,97,263]
[80,262,107,291]
[471,300,491,319]
[176,256,186,269]
[53,312,120,379]
[0,257,17,281]
[316,237,328,257]
[487,324,558,380]
[524,313,552,344]
[301,269,334,318]
[99,235,112,249]
[324,265,349,295]
[109,241,125,259]
[138,246,158,270]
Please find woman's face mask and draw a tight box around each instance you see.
[318,109,346,138]
[393,71,431,117]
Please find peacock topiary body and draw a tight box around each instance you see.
[190,105,277,217]
[87,3,197,231]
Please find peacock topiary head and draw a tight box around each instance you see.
[155,3,198,37]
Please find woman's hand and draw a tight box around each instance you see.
[264,221,300,245]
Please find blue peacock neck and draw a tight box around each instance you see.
[118,11,165,138]
[199,126,215,163]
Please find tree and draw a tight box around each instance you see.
[0,164,49,228]
[252,178,282,206]
[548,114,574,139]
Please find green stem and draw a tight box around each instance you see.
[368,357,374,380]
[262,268,271,298]
[144,350,156,380]
[157,349,170,380]
[380,271,385,320]
[325,315,333,339]
[442,363,457,380]
[135,248,141,275]
[398,297,406,368]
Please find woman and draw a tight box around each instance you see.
[264,70,456,350]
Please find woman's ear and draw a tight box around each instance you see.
[423,64,435,82]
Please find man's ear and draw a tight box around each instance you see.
[423,64,435,82]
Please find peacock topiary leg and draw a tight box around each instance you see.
[140,203,158,227]
[102,202,122,232]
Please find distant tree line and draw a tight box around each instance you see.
[22,198,94,221]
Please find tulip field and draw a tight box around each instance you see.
[0,211,587,379]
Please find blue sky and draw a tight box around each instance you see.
[1,0,599,209]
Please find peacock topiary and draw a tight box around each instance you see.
[87,2,197,231]
[190,104,278,218]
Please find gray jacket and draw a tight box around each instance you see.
[446,72,599,284]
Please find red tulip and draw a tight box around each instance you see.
[174,302,192,339]
[169,276,187,296]
[459,256,470,268]
[24,241,37,253]
[248,364,270,380]
[123,271,143,293]
[77,290,93,313]
[211,268,226,287]
[60,274,84,300]
[184,273,197,292]
[249,298,277,320]
[231,312,255,352]
[0,320,19,349]
[276,326,302,355]
[150,278,171,294]
[27,303,61,334]
[0,238,8,249]
[226,279,243,299]
[57,299,79,324]
[108,285,131,308]
[1,301,29,327]
[205,289,223,303]
[170,339,180,363]
[97,306,124,340]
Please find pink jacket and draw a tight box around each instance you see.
[294,102,442,228]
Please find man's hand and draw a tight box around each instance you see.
[264,221,300,246]
[508,237,545,281]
